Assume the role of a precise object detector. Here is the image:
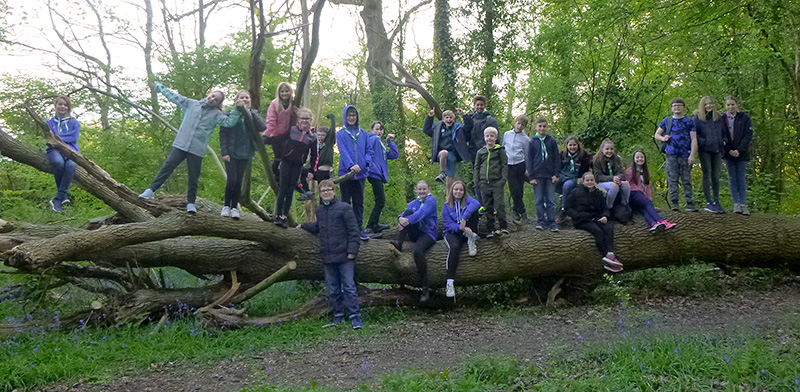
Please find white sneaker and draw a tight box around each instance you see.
[138,188,155,200]
[220,206,231,217]
[446,279,455,298]
[230,208,240,220]
[186,203,197,214]
[467,233,477,256]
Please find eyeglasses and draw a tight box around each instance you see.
[299,117,312,121]
[320,188,334,193]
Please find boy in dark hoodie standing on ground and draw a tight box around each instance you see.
[473,127,508,238]
[300,179,363,328]
[337,105,374,240]
[462,96,499,204]
[527,118,561,232]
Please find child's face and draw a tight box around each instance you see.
[725,99,738,114]
[484,132,497,146]
[535,122,548,135]
[634,151,646,167]
[317,131,327,144]
[320,185,335,202]
[371,123,384,137]
[443,114,455,126]
[602,143,615,157]
[206,92,223,107]
[583,174,596,188]
[704,100,715,112]
[451,184,465,200]
[567,140,578,154]
[346,109,358,125]
[473,100,485,113]
[416,182,429,198]
[55,99,70,117]
[298,112,313,130]
[235,92,251,108]
[514,120,525,131]
[279,86,291,102]
[671,102,685,115]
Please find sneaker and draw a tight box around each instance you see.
[389,240,403,252]
[360,232,371,241]
[663,221,676,230]
[704,203,716,213]
[230,208,240,220]
[467,233,477,256]
[351,315,363,329]
[649,221,666,233]
[501,229,509,235]
[685,204,699,212]
[186,203,197,214]
[220,206,231,217]
[274,216,287,228]
[138,188,155,200]
[486,232,495,238]
[296,191,315,202]
[62,193,73,204]
[434,172,446,183]
[446,279,455,298]
[49,198,62,212]
[419,287,430,302]
[535,225,544,231]
[478,206,486,215]
[323,315,344,328]
[733,204,742,214]
[374,224,391,232]
[714,203,726,214]
[550,225,559,232]
[604,263,624,273]
[741,205,750,215]
[602,254,623,267]
[670,204,680,211]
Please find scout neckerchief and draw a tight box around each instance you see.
[567,152,577,173]
[534,133,548,160]
[346,128,360,162]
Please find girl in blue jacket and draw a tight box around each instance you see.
[365,121,399,234]
[337,105,374,239]
[45,96,80,212]
[390,180,439,302]
[442,181,481,299]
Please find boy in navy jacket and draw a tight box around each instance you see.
[527,118,560,231]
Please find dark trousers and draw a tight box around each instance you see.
[480,182,507,231]
[443,213,479,279]
[224,158,249,208]
[575,220,615,255]
[149,147,203,203]
[46,149,76,202]
[507,163,527,217]
[629,190,662,226]
[366,177,386,230]
[699,151,722,204]
[270,143,283,183]
[397,214,436,287]
[340,179,366,230]
[323,261,360,319]
[275,160,302,216]
[665,155,694,205]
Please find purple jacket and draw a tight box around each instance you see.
[45,116,81,153]
[442,196,481,234]
[366,133,399,183]
[337,105,373,180]
[400,194,439,241]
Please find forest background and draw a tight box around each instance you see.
[1,0,799,224]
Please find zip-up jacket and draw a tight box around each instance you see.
[301,198,360,264]
[45,115,81,153]
[400,194,439,241]
[337,105,373,180]
[465,110,499,155]
[721,111,753,162]
[266,125,317,166]
[474,144,508,187]
[219,108,264,161]
[263,98,297,138]
[693,112,725,153]
[422,115,473,162]
[502,129,530,165]
[565,184,610,225]
[442,196,481,234]
[154,82,242,157]
[526,134,560,179]
[366,133,399,183]
[592,154,627,183]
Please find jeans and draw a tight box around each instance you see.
[275,160,302,216]
[323,261,360,319]
[224,158,249,208]
[532,178,556,226]
[443,214,478,279]
[699,151,722,204]
[560,179,577,211]
[629,190,663,226]
[149,147,203,203]
[340,179,366,230]
[480,182,507,231]
[725,159,748,205]
[575,220,615,255]
[46,149,76,202]
[598,181,631,208]
[366,177,386,230]
[665,154,694,206]
[507,163,527,217]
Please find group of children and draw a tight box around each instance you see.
[42,87,752,329]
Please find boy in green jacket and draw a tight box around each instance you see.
[473,127,508,237]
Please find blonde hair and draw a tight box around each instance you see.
[442,110,455,118]
[483,127,498,137]
[446,180,467,207]
[694,96,719,121]
[275,82,293,104]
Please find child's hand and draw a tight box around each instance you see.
[307,172,314,181]
[387,133,395,140]
[662,134,671,142]
[428,109,435,117]
[222,155,230,162]
[347,254,356,260]
[398,217,409,227]
[464,227,473,237]
[598,217,608,224]
[456,108,465,115]
[350,164,361,172]
[296,224,302,229]
[530,179,538,185]
[551,175,558,183]
[613,176,621,184]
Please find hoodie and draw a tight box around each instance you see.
[366,133,399,183]
[400,194,439,241]
[336,105,373,180]
[45,115,81,153]
[442,196,481,234]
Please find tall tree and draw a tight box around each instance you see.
[433,0,458,110]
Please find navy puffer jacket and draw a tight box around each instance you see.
[301,198,360,264]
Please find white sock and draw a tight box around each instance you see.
[447,279,454,285]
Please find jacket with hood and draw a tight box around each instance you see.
[336,105,373,180]
[400,194,439,242]
[263,97,297,138]
[625,167,651,199]
[267,125,317,166]
[422,114,474,163]
[693,112,725,154]
[442,196,481,235]
[219,108,264,161]
[301,198,360,264]
[465,110,499,155]
[45,116,81,153]
[526,133,560,179]
[474,144,508,187]
[566,183,610,225]
[154,82,242,157]
[721,111,753,162]
[592,154,627,183]
[315,114,337,169]
[366,133,399,183]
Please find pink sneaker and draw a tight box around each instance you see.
[649,221,666,233]
[602,254,623,267]
[662,221,676,230]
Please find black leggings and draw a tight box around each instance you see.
[366,177,386,230]
[443,213,479,279]
[275,160,302,216]
[574,220,615,254]
[224,158,249,208]
[397,219,436,287]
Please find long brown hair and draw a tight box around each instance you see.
[562,135,586,158]
[592,139,616,169]
[446,180,467,208]
[630,150,650,186]
[693,96,719,121]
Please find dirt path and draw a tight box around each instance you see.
[37,284,800,392]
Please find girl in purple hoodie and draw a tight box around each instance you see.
[337,105,374,239]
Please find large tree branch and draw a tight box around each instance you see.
[293,0,325,107]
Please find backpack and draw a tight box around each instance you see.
[611,203,633,224]
[659,116,673,154]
